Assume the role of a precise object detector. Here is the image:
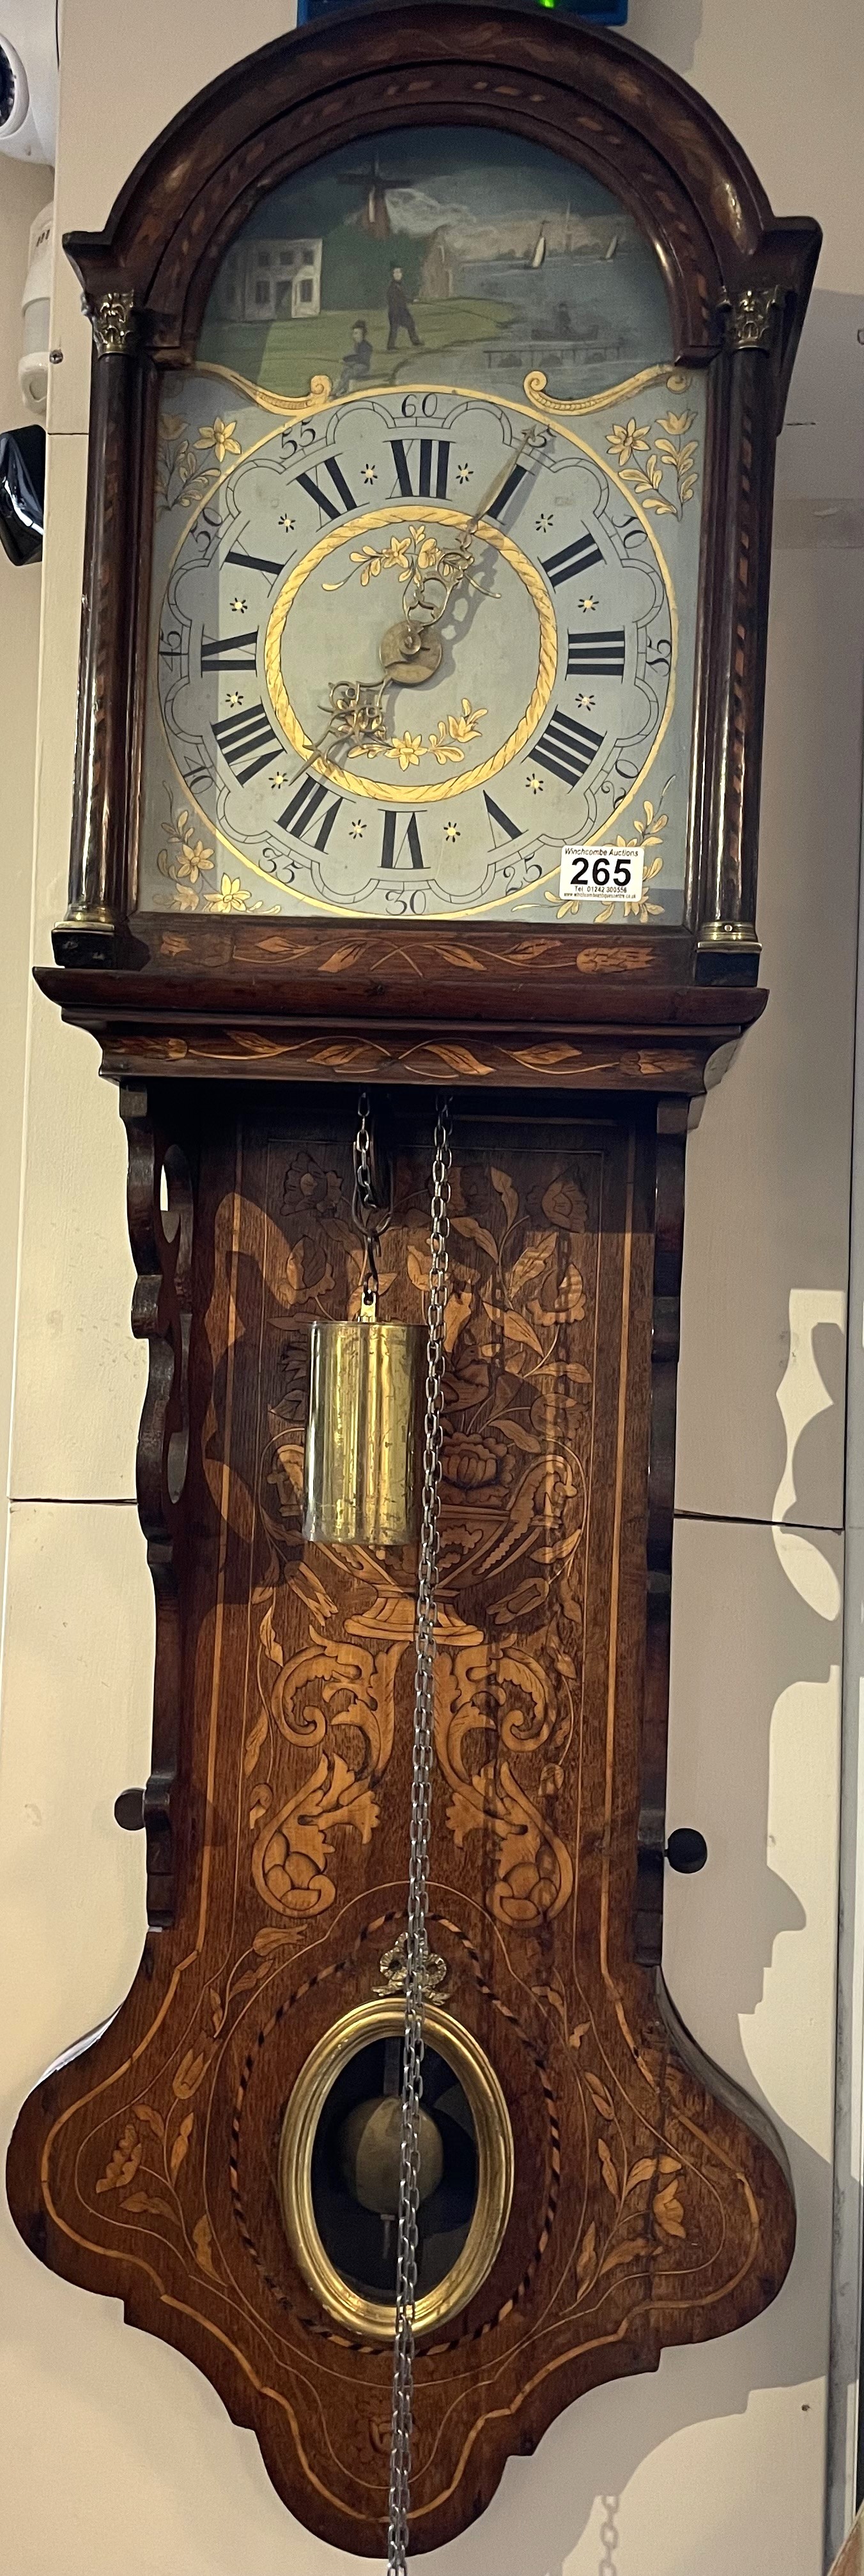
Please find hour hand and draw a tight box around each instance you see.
[327,678,392,748]
[378,617,444,686]
[293,682,391,781]
[377,542,474,685]
[376,441,540,687]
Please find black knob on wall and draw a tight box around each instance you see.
[666,1827,708,1874]
[114,1787,146,1832]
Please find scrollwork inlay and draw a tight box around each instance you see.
[242,1143,591,1933]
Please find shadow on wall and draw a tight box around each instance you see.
[420,1535,843,2576]
[774,1300,848,1544]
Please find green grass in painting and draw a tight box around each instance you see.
[196,301,517,399]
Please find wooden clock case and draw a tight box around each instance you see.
[8,4,819,2553]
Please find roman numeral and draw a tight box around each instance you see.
[295,459,357,522]
[225,543,285,579]
[541,530,603,590]
[277,775,342,851]
[389,439,451,500]
[530,707,603,788]
[212,701,282,785]
[381,811,424,871]
[201,631,258,673]
[566,629,626,678]
[483,792,521,847]
[486,462,528,523]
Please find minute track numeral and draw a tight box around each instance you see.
[530,707,603,788]
[541,530,603,590]
[566,629,626,678]
[295,459,358,523]
[181,755,214,795]
[201,631,258,673]
[389,438,451,500]
[212,701,283,784]
[277,775,342,850]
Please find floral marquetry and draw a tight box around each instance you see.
[10,1105,795,2551]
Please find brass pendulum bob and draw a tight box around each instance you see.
[303,1097,426,1550]
[336,2037,444,2270]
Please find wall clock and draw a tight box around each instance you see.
[8,4,819,2557]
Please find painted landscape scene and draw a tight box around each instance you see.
[197,125,673,402]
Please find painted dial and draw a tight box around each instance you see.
[153,388,680,922]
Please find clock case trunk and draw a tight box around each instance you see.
[8,1076,796,2555]
[9,4,819,2554]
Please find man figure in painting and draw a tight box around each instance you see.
[336,320,374,394]
[387,266,421,351]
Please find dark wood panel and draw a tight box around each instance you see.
[35,958,768,1094]
[39,938,771,1015]
[8,1089,794,2553]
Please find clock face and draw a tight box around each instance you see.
[139,127,707,926]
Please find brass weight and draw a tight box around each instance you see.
[303,1315,426,1549]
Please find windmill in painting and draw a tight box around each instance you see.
[337,148,422,238]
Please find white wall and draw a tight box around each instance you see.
[0,4,862,2572]
[0,153,50,1518]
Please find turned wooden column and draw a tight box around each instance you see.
[54,288,144,967]
[697,286,784,984]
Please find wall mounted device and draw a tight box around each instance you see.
[19,199,52,413]
[298,1,629,21]
[0,1,57,162]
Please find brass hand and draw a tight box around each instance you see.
[460,418,543,548]
[294,680,393,776]
[378,422,541,684]
[283,682,396,805]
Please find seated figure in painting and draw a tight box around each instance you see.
[336,319,374,393]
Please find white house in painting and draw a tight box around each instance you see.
[212,236,323,321]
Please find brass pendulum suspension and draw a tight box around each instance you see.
[303,1094,426,1550]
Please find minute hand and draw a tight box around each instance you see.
[459,422,540,547]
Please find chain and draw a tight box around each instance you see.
[386,1099,452,2576]
[598,2495,621,2574]
[352,1091,393,1322]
